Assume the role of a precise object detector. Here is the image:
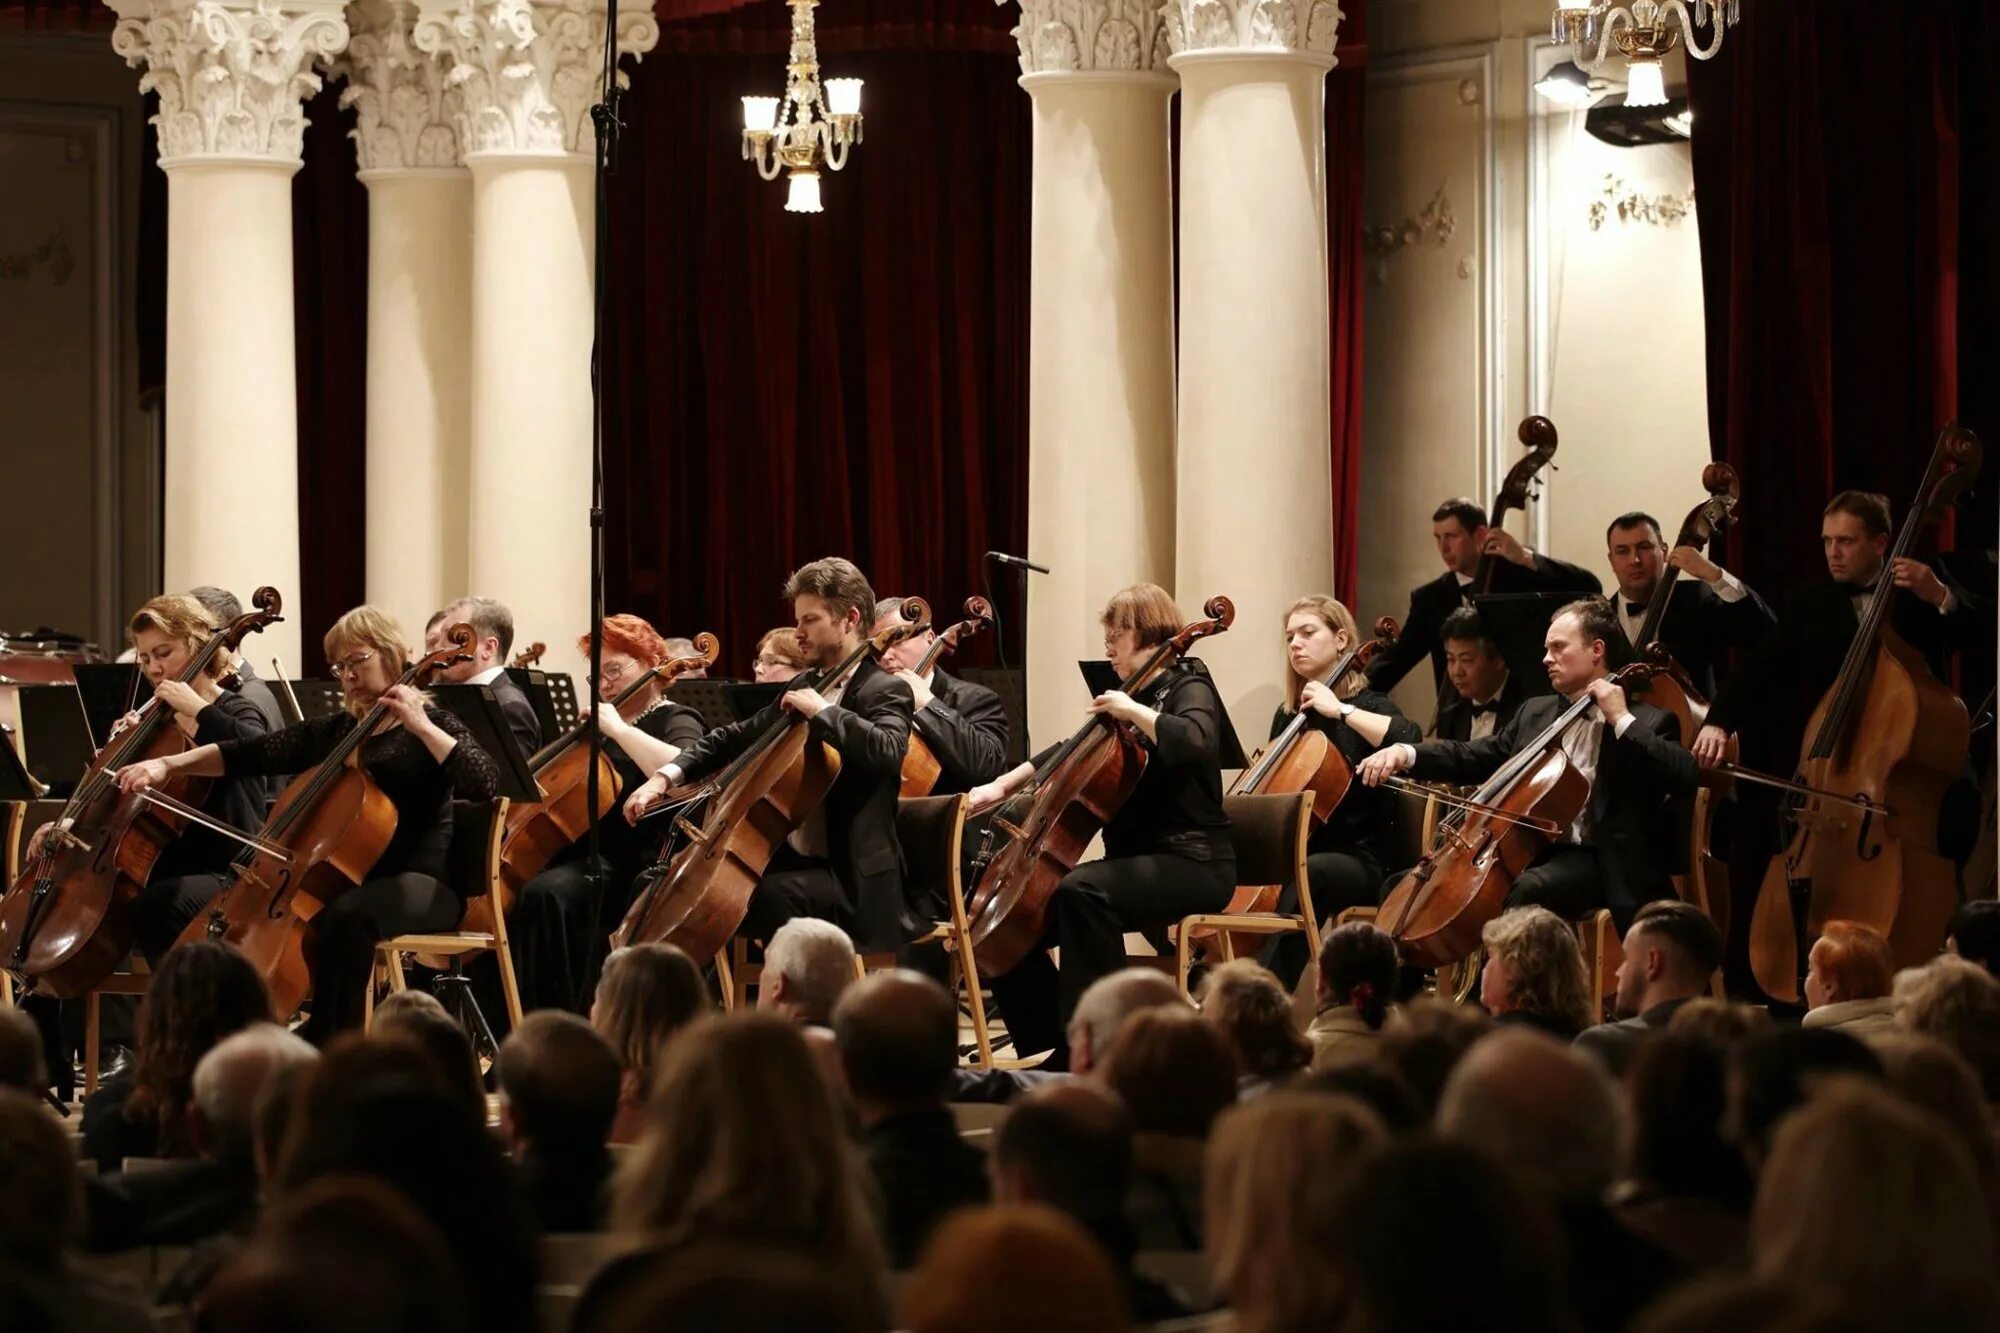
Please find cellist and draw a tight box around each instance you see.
[1259,595,1420,989]
[1359,598,1697,929]
[1604,510,1773,701]
[116,606,499,1042]
[513,614,706,1013]
[966,584,1234,1069]
[622,558,918,951]
[869,596,1010,796]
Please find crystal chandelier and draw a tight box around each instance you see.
[741,0,863,214]
[1552,0,1739,108]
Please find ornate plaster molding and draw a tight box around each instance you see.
[1162,0,1343,59]
[110,0,351,166]
[1001,0,1172,75]
[413,0,658,159]
[333,0,462,171]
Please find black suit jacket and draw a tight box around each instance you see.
[1431,671,1530,743]
[913,668,1010,795]
[1367,554,1603,697]
[151,691,271,882]
[83,1152,258,1250]
[674,656,916,949]
[863,1108,992,1268]
[486,670,544,762]
[1408,693,1697,920]
[1615,577,1776,701]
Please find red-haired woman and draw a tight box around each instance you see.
[513,615,709,1013]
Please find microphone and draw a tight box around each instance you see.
[985,550,1051,575]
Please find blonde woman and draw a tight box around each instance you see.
[751,625,810,683]
[1261,595,1421,988]
[1479,906,1593,1039]
[117,606,499,1042]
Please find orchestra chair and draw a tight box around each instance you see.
[1170,791,1317,1000]
[366,799,523,1043]
[1573,909,1623,1026]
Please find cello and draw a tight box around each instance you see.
[964,596,1235,975]
[1749,424,1983,1003]
[899,596,996,798]
[0,589,284,996]
[510,642,547,670]
[1472,416,1561,597]
[611,599,931,961]
[175,623,477,1018]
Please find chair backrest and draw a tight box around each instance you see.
[895,794,965,920]
[447,798,507,900]
[1219,791,1311,891]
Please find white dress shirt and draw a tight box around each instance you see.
[468,664,508,687]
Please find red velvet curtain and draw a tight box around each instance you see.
[1327,30,1366,608]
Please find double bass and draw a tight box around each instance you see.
[0,589,284,996]
[178,624,477,1018]
[965,596,1234,975]
[612,600,930,961]
[1750,424,1983,1003]
[1472,416,1561,596]
[899,596,995,798]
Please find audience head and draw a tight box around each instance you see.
[1615,901,1722,1018]
[1205,1094,1386,1333]
[127,939,272,1155]
[757,918,856,1026]
[989,1082,1134,1232]
[1728,1026,1882,1168]
[0,1089,78,1267]
[1316,921,1399,1029]
[1753,1078,1997,1332]
[1479,906,1593,1036]
[0,1007,45,1094]
[831,969,957,1120]
[371,996,485,1123]
[1871,1033,2000,1221]
[592,942,710,1104]
[1667,996,1771,1044]
[1096,1005,1239,1139]
[1892,955,2000,1101]
[1377,997,1494,1120]
[496,1011,622,1155]
[1065,967,1184,1073]
[1804,919,1894,1009]
[191,1023,318,1161]
[1296,1063,1425,1135]
[1623,1032,1752,1208]
[1198,959,1311,1082]
[902,1205,1130,1333]
[1947,899,2000,978]
[1631,1275,1868,1333]
[574,1244,877,1333]
[1439,1027,1624,1200]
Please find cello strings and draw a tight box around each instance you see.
[1380,778,1565,835]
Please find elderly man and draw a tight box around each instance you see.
[951,967,1186,1104]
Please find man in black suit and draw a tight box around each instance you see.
[1361,598,1699,927]
[1366,497,1601,707]
[869,597,1010,795]
[189,586,289,731]
[626,557,919,951]
[1604,511,1775,701]
[427,595,542,760]
[1431,607,1528,742]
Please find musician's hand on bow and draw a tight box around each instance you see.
[1088,691,1147,727]
[781,688,828,720]
[1357,746,1412,788]
[116,758,174,794]
[153,679,205,719]
[1890,557,1950,609]
[1667,545,1723,584]
[623,773,670,824]
[1692,724,1730,767]
[1482,529,1535,569]
[894,670,934,712]
[1586,677,1630,727]
[1299,680,1346,720]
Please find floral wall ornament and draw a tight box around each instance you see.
[1587,171,1694,230]
[1364,180,1455,285]
[0,229,75,286]
[1160,0,1344,59]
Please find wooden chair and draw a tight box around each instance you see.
[1171,791,1316,998]
[1573,908,1623,1025]
[366,799,523,1040]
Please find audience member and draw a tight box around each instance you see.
[371,993,486,1123]
[574,1243,878,1333]
[592,942,710,1142]
[601,1014,885,1323]
[1197,959,1311,1094]
[1321,1139,1570,1333]
[1871,1033,2000,1223]
[1946,898,2000,978]
[0,1006,45,1094]
[1631,1275,1866,1333]
[989,1083,1188,1322]
[1096,1006,1238,1250]
[1375,996,1493,1120]
[1799,920,1897,1042]
[83,940,271,1170]
[1480,907,1594,1039]
[1891,954,2000,1102]
[1575,901,1721,1075]
[1612,1033,1753,1272]
[1205,1093,1386,1333]
[1440,1029,1682,1332]
[948,969,1184,1105]
[757,917,857,1026]
[833,970,989,1266]
[496,1011,622,1234]
[1752,1078,1999,1333]
[902,1205,1130,1333]
[1296,1062,1425,1134]
[1307,921,1398,1072]
[1727,1027,1882,1171]
[1665,996,1770,1044]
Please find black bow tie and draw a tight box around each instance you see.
[1469,700,1500,718]
[1623,602,1648,617]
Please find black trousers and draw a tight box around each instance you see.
[513,855,642,1015]
[1506,844,1605,919]
[302,872,461,1045]
[1259,849,1384,992]
[134,874,229,965]
[986,852,1234,1071]
[738,847,852,943]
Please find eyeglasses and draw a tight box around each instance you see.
[328,649,376,679]
[756,654,794,669]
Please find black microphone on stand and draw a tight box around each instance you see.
[984,550,1051,575]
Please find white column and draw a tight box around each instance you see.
[110,0,351,669]
[1007,0,1178,754]
[333,0,472,643]
[416,0,656,677]
[1166,0,1342,734]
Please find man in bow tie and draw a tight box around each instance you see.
[1605,511,1774,709]
[1431,607,1526,743]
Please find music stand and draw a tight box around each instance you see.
[71,663,141,747]
[665,679,740,730]
[1075,660,1248,767]
[506,666,561,745]
[0,725,43,802]
[427,685,541,804]
[284,680,348,722]
[958,666,1027,768]
[541,671,581,732]
[722,682,790,724]
[1467,591,1574,700]
[14,685,93,798]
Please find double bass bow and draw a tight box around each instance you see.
[0,589,285,996]
[175,623,478,1019]
[611,599,931,961]
[964,596,1235,975]
[899,596,995,798]
[1627,464,1742,747]
[1749,424,1983,1003]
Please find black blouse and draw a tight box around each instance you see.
[216,708,499,883]
[1091,661,1232,862]
[1267,687,1421,865]
[151,691,271,883]
[593,701,707,872]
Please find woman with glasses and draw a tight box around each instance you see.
[514,614,710,1013]
[751,625,811,683]
[117,606,499,1041]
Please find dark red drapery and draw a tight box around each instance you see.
[1327,47,1366,609]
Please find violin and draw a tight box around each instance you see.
[899,597,996,799]
[1627,464,1742,747]
[1378,660,1660,969]
[175,623,478,1019]
[1473,416,1561,596]
[1749,424,1983,1003]
[0,589,284,997]
[964,596,1235,976]
[611,600,931,961]
[510,642,547,670]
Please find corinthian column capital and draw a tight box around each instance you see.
[412,0,657,160]
[331,0,462,173]
[110,0,352,167]
[1162,0,1343,62]
[1000,0,1173,76]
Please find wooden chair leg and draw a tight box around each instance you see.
[496,939,525,1029]
[385,949,410,995]
[85,992,101,1097]
[364,958,377,1028]
[1175,917,1196,1000]
[713,947,735,1013]
[959,941,995,1070]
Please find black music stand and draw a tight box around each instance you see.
[71,664,141,747]
[541,671,580,732]
[284,680,347,722]
[722,682,790,724]
[665,679,740,729]
[506,667,561,744]
[1467,590,1575,700]
[1075,660,1248,767]
[958,666,1027,768]
[15,685,93,799]
[0,726,42,802]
